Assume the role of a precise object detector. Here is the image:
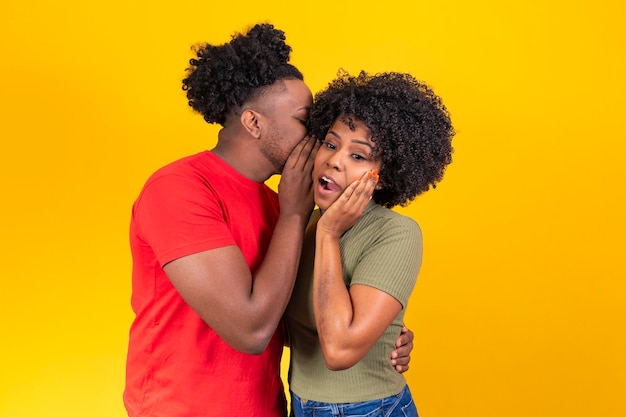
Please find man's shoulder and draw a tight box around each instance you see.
[150,151,210,176]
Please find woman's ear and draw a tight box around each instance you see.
[240,109,262,139]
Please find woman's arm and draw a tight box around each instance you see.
[313,171,404,370]
[313,236,402,370]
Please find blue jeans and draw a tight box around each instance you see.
[290,385,418,417]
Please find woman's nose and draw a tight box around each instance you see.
[326,155,342,170]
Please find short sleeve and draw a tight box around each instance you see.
[351,216,422,308]
[132,173,235,266]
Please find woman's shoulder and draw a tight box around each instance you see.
[361,204,421,237]
[368,203,419,225]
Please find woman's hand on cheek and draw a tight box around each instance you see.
[317,169,379,238]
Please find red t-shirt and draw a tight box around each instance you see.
[124,151,286,417]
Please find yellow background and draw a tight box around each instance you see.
[1,1,624,416]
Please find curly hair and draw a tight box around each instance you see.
[182,23,303,126]
[308,70,455,208]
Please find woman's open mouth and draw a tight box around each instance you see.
[320,176,342,192]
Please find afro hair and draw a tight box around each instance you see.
[182,23,303,126]
[308,70,455,208]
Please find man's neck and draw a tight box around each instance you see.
[212,130,275,183]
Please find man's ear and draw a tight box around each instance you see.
[240,109,262,139]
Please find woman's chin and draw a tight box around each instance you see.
[313,196,333,212]
[314,201,328,211]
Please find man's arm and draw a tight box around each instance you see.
[164,137,318,355]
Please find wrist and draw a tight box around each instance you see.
[316,227,342,242]
[278,211,309,228]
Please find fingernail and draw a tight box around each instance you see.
[373,169,379,176]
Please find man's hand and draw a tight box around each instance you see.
[390,325,414,373]
[278,136,319,218]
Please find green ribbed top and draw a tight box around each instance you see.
[285,201,422,402]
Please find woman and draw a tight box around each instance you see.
[284,70,455,416]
